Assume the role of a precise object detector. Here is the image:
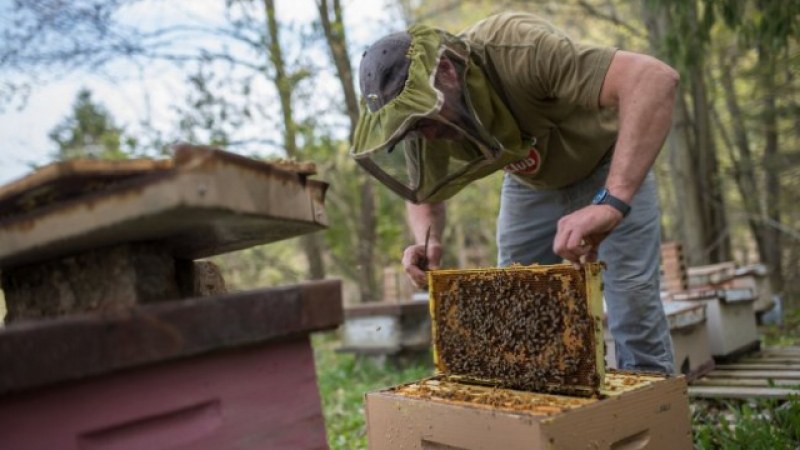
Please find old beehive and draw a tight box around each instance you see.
[428,263,605,396]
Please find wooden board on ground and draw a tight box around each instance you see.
[760,347,800,356]
[739,356,800,364]
[712,363,800,370]
[689,345,800,399]
[692,378,799,387]
[688,386,799,399]
[0,147,328,269]
[704,369,800,379]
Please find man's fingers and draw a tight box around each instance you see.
[552,226,571,261]
[555,229,584,265]
[402,245,429,288]
[404,265,427,288]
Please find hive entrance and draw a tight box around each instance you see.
[428,263,604,396]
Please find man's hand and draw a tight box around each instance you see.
[404,201,446,288]
[402,242,442,288]
[553,204,623,267]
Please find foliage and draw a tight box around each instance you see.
[210,239,307,290]
[761,307,800,347]
[48,89,134,160]
[652,0,799,66]
[312,332,434,450]
[444,173,504,268]
[1,0,134,75]
[297,130,407,298]
[693,396,800,449]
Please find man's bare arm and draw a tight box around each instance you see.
[598,50,679,204]
[553,50,679,264]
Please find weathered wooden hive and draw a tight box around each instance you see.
[427,263,605,396]
[0,146,341,449]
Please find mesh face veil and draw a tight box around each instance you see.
[351,25,526,204]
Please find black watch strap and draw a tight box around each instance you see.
[592,187,631,218]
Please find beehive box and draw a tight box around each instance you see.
[338,300,431,355]
[427,263,604,396]
[607,301,714,381]
[672,288,759,358]
[365,371,692,449]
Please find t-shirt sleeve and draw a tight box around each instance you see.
[527,31,616,109]
[474,14,616,111]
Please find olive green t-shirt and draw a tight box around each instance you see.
[461,12,618,189]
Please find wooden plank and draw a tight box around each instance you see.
[0,338,328,450]
[0,279,342,394]
[761,347,800,356]
[706,370,800,380]
[739,356,800,364]
[0,158,173,215]
[715,363,800,371]
[0,147,328,269]
[692,378,800,387]
[689,386,799,399]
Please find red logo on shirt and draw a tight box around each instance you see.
[504,145,541,175]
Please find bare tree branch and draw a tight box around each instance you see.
[574,0,643,37]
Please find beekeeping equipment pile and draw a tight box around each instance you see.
[0,146,341,449]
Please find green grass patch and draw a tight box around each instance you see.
[761,307,800,347]
[313,332,434,450]
[692,395,800,449]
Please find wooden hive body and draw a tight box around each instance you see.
[427,263,605,396]
[365,372,693,450]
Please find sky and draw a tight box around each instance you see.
[0,0,402,185]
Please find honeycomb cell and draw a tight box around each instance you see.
[428,263,605,396]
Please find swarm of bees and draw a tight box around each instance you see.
[428,263,605,396]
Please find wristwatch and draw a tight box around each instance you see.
[592,187,631,218]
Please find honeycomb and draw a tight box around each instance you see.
[390,371,663,416]
[427,263,605,396]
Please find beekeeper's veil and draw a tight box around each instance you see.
[350,25,526,204]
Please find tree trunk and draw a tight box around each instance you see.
[687,58,731,264]
[717,49,771,268]
[316,0,359,134]
[758,43,783,294]
[669,93,708,265]
[641,0,713,266]
[317,0,379,299]
[264,0,325,280]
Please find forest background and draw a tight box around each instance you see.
[0,0,798,313]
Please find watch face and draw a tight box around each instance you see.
[593,188,608,204]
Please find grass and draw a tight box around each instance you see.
[692,395,800,449]
[312,332,434,450]
[761,307,800,347]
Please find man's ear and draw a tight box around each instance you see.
[436,56,460,91]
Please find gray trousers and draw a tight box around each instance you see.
[496,163,675,374]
